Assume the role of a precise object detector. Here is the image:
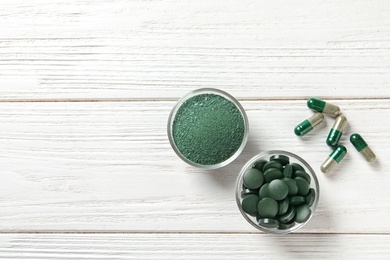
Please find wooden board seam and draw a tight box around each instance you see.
[1,97,390,103]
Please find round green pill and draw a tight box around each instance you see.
[270,154,290,166]
[258,218,279,228]
[283,178,298,196]
[295,176,310,196]
[257,197,279,218]
[268,179,289,201]
[283,164,293,178]
[278,221,295,230]
[295,204,311,223]
[278,206,296,224]
[241,194,260,216]
[289,195,306,205]
[253,160,267,171]
[264,168,283,183]
[305,188,316,207]
[294,170,311,183]
[243,168,264,189]
[278,198,289,215]
[258,183,269,198]
[290,163,305,173]
[263,160,283,171]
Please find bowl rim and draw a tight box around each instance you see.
[167,88,249,169]
[235,150,320,234]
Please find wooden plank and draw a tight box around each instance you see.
[0,233,389,259]
[0,100,389,232]
[1,0,390,100]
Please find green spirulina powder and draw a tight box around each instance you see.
[172,93,245,165]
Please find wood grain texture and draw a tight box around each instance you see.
[0,233,389,259]
[0,100,389,232]
[1,0,390,258]
[1,0,390,100]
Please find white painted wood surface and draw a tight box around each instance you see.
[0,233,389,259]
[1,0,390,100]
[0,0,389,258]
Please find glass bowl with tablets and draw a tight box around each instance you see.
[235,150,319,234]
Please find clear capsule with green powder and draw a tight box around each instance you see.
[307,98,341,117]
[294,112,324,136]
[350,133,376,163]
[321,145,347,173]
[326,115,348,147]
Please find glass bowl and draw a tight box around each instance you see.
[167,88,249,169]
[235,150,320,234]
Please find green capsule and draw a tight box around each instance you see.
[350,133,376,162]
[307,98,341,117]
[294,112,324,136]
[321,145,347,173]
[326,115,348,147]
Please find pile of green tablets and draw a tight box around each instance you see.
[240,154,315,230]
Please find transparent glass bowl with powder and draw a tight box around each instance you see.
[167,88,249,169]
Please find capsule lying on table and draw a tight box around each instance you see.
[307,98,341,117]
[321,145,347,173]
[350,133,376,163]
[326,115,348,147]
[294,112,324,136]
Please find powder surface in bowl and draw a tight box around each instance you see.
[172,93,245,165]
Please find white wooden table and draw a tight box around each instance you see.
[1,1,390,258]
